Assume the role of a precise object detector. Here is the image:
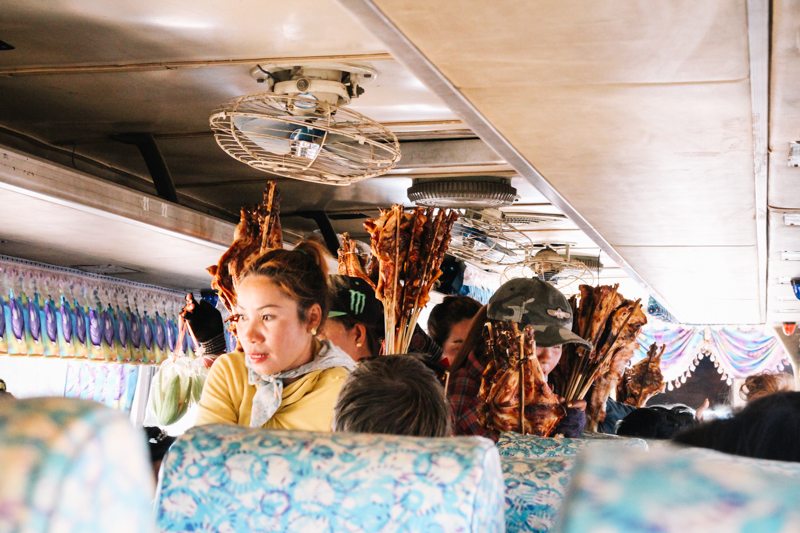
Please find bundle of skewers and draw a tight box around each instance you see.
[550,284,647,430]
[207,180,282,317]
[479,321,565,436]
[364,205,458,354]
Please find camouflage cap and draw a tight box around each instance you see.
[486,278,591,348]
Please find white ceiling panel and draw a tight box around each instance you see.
[768,152,800,209]
[616,245,761,324]
[768,2,800,210]
[2,0,386,66]
[371,0,749,87]
[462,82,756,247]
[0,188,228,290]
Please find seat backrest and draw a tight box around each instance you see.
[558,443,800,532]
[0,397,155,533]
[156,424,505,532]
[496,432,648,458]
[669,444,800,477]
[502,455,576,532]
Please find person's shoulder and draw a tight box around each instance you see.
[317,366,349,382]
[209,351,247,374]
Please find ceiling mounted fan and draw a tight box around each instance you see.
[503,245,599,291]
[210,64,401,186]
[447,208,580,267]
[448,209,534,267]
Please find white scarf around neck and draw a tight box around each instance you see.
[245,340,356,428]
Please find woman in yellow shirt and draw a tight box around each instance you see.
[196,240,355,431]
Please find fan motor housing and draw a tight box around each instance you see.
[250,64,375,107]
[408,177,518,208]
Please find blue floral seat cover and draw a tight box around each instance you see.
[0,397,155,533]
[496,432,647,458]
[559,443,800,532]
[502,456,576,532]
[156,424,505,532]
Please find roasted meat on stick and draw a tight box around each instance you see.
[337,232,376,290]
[364,205,458,354]
[618,342,666,407]
[206,181,282,349]
[585,299,648,430]
[479,322,565,436]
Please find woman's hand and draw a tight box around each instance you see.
[181,293,224,343]
[566,399,587,411]
[557,395,586,411]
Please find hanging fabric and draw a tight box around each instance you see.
[0,254,192,362]
[633,323,790,390]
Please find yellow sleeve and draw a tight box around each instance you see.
[195,352,247,426]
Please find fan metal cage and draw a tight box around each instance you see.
[448,209,534,267]
[210,93,401,186]
[503,246,595,291]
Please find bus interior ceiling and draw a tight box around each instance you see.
[0,0,798,328]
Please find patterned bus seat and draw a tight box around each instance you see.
[502,455,576,532]
[559,443,800,532]
[496,432,648,458]
[0,397,155,533]
[156,424,505,532]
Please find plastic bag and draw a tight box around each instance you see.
[147,321,208,426]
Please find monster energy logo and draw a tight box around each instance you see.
[349,290,366,315]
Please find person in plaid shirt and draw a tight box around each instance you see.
[449,341,491,437]
[447,279,592,440]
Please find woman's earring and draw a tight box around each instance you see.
[356,341,363,348]
[310,327,318,336]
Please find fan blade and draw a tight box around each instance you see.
[233,116,298,155]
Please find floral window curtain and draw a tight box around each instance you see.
[634,323,791,390]
[64,361,141,411]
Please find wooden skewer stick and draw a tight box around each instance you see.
[518,327,526,434]
[260,181,277,253]
[576,299,641,400]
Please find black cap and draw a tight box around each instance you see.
[487,278,591,348]
[328,275,383,329]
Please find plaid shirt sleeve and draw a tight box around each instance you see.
[448,352,495,439]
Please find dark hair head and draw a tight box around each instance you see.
[334,355,452,437]
[238,239,330,326]
[328,313,383,358]
[328,275,384,356]
[0,378,12,400]
[144,426,176,463]
[427,296,482,347]
[617,405,696,439]
[673,391,800,462]
[449,305,489,373]
[740,372,793,402]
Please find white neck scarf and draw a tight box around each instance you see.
[246,340,356,428]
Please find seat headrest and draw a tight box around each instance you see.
[502,455,576,532]
[496,431,648,458]
[156,424,505,532]
[558,443,800,531]
[0,397,155,532]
